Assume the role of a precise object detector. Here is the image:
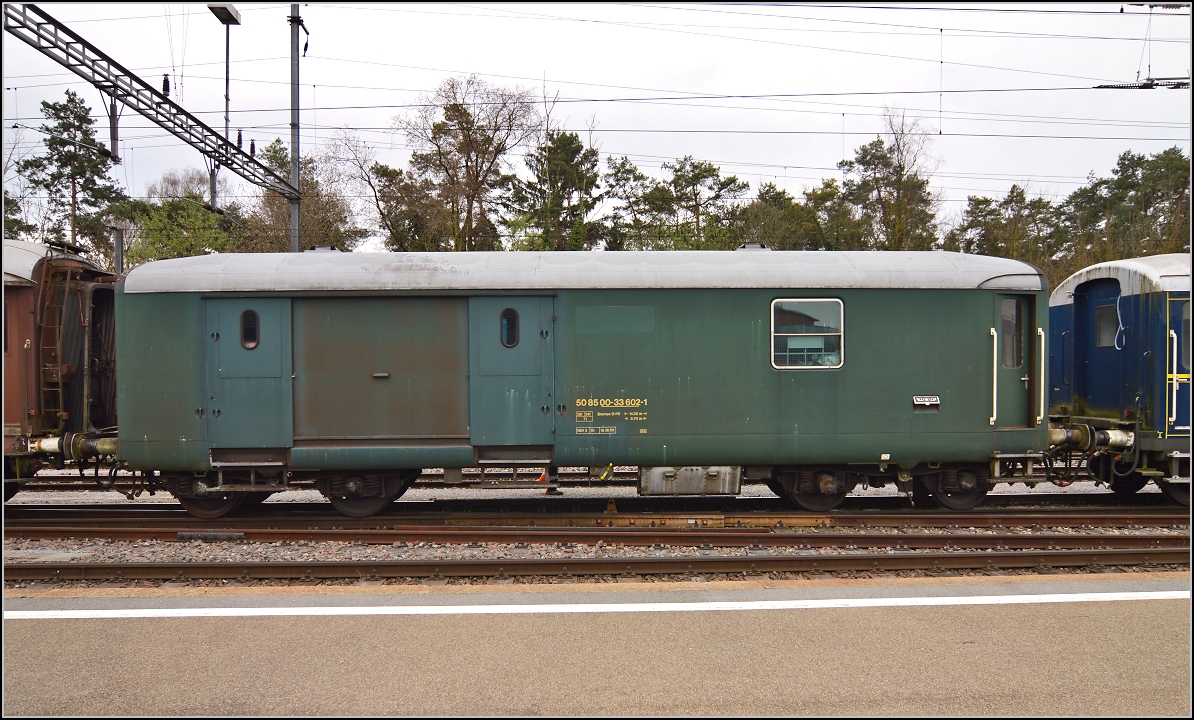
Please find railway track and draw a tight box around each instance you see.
[5,524,1187,550]
[4,548,1188,584]
[6,497,1187,585]
[4,500,1187,531]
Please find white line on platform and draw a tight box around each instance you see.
[4,590,1188,620]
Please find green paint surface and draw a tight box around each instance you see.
[116,283,1049,474]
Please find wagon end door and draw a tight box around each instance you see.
[1168,295,1190,437]
[469,296,556,447]
[992,294,1040,428]
[1072,278,1124,418]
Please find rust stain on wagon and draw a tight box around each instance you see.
[292,297,469,440]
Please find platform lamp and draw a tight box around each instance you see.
[208,3,240,210]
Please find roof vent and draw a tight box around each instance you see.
[736,243,770,250]
[306,246,338,252]
[44,238,88,255]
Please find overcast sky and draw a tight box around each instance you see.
[3,2,1190,248]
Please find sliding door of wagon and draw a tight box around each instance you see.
[292,298,469,443]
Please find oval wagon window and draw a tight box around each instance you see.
[500,308,519,348]
[240,310,259,350]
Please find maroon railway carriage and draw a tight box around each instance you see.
[3,239,118,500]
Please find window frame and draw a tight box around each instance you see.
[770,297,844,370]
[499,307,520,348]
[1094,304,1118,349]
[240,309,260,350]
[1000,297,1024,369]
[1182,300,1190,372]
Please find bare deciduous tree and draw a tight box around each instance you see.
[395,75,539,251]
[229,138,367,253]
[840,108,941,250]
[327,131,453,252]
[146,167,233,203]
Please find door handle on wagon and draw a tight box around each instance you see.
[1037,327,1046,425]
[990,328,998,426]
[1171,330,1180,423]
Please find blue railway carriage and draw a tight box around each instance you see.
[1048,254,1191,505]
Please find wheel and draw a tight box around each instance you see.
[930,471,989,511]
[1090,453,1137,481]
[328,493,398,518]
[324,474,408,518]
[792,490,848,512]
[788,471,849,512]
[1109,475,1149,495]
[3,458,20,502]
[177,495,244,519]
[1090,454,1149,495]
[239,491,275,509]
[1157,479,1190,507]
[391,471,419,501]
[911,477,939,508]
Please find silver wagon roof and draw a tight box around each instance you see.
[1049,254,1191,306]
[123,249,1044,294]
[3,239,93,285]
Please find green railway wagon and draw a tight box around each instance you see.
[116,246,1050,517]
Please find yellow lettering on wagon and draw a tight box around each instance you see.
[576,426,617,435]
[575,397,648,408]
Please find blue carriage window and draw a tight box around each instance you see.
[1095,305,1117,348]
[1183,301,1190,371]
[771,299,843,369]
[240,310,259,350]
[500,308,519,348]
[1001,298,1023,368]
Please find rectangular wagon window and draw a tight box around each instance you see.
[771,299,843,369]
[1183,301,1190,371]
[1095,304,1117,348]
[1000,298,1023,368]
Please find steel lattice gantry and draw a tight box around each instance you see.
[3,3,299,201]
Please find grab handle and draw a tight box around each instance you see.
[1037,328,1046,425]
[1171,330,1179,424]
[990,328,998,426]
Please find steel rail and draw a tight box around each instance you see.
[3,525,1188,550]
[3,548,1188,582]
[4,505,1188,530]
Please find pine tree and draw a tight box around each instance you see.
[3,189,35,239]
[506,131,602,251]
[17,90,125,259]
